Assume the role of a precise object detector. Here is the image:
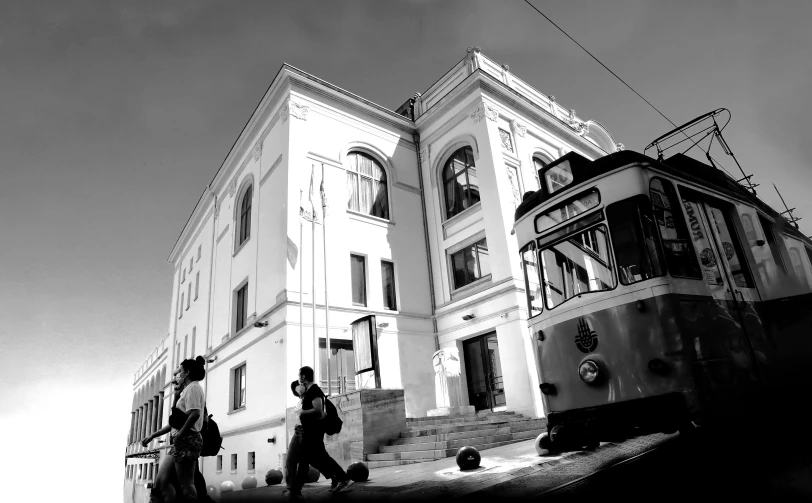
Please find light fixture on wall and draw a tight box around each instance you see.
[207,356,218,364]
[254,320,269,328]
[378,322,389,328]
[462,314,476,321]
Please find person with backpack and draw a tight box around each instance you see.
[143,356,207,503]
[289,366,352,499]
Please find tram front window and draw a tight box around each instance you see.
[540,225,616,309]
[521,242,543,317]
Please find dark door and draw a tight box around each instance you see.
[463,332,506,411]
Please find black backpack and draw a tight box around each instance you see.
[201,407,223,457]
[322,395,343,436]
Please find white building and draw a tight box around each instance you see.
[123,47,620,500]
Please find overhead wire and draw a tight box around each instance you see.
[521,0,737,179]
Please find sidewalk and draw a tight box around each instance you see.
[220,432,676,502]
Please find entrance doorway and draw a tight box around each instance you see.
[319,339,357,395]
[463,332,506,412]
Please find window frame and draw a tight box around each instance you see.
[230,363,247,412]
[350,254,368,307]
[346,151,390,220]
[520,241,543,318]
[195,271,200,300]
[538,221,618,310]
[757,214,788,275]
[649,177,703,280]
[606,195,666,286]
[234,282,248,333]
[350,315,381,389]
[442,146,480,220]
[235,183,253,253]
[448,237,491,291]
[380,260,397,311]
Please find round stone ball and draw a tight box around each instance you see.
[265,469,284,486]
[455,446,481,470]
[307,466,321,483]
[220,480,235,493]
[206,485,218,499]
[535,432,552,456]
[241,475,258,490]
[347,461,369,482]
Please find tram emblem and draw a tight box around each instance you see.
[575,318,598,353]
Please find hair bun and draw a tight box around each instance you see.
[196,355,205,367]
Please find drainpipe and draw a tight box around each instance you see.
[413,132,440,353]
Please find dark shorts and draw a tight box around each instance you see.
[169,431,203,463]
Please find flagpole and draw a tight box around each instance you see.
[320,162,332,396]
[310,164,318,385]
[299,190,304,369]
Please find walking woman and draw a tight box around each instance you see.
[143,356,207,502]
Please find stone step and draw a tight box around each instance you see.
[403,416,535,436]
[390,426,512,446]
[405,411,516,426]
[365,459,424,469]
[405,414,525,429]
[381,431,515,453]
[366,437,537,464]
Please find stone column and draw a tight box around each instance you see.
[427,348,475,417]
[141,404,148,441]
[129,411,135,444]
[136,408,143,443]
[147,399,155,439]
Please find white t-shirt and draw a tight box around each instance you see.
[173,381,205,434]
[292,399,303,428]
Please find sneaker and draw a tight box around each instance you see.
[331,479,354,493]
[287,489,305,501]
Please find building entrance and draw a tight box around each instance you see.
[463,332,506,412]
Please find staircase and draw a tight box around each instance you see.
[365,410,547,469]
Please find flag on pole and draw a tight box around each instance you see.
[286,236,298,268]
[320,178,327,216]
[308,163,315,204]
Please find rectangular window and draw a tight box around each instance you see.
[197,245,202,261]
[543,160,574,194]
[190,258,193,272]
[248,451,255,471]
[705,204,754,288]
[758,215,787,275]
[191,327,196,359]
[351,316,381,388]
[607,196,665,285]
[350,254,367,306]
[521,242,543,317]
[650,178,701,279]
[381,261,396,310]
[231,453,238,471]
[186,283,191,310]
[540,224,616,309]
[176,342,181,369]
[233,364,246,410]
[195,272,200,300]
[235,283,248,332]
[184,334,188,360]
[182,268,186,283]
[450,238,490,290]
[178,293,183,319]
[216,455,223,472]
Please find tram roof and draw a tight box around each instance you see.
[514,150,809,244]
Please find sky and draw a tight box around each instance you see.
[1,1,811,500]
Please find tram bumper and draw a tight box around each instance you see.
[546,392,689,444]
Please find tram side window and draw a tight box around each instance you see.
[649,178,702,279]
[540,224,616,309]
[521,242,543,317]
[757,215,787,275]
[607,196,665,285]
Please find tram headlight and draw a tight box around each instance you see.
[579,360,600,385]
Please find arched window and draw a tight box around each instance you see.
[346,152,389,219]
[238,185,252,246]
[532,156,550,190]
[443,146,479,219]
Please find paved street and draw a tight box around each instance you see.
[222,413,812,503]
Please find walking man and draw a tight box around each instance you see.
[289,366,352,499]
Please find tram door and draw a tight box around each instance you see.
[681,193,762,397]
[463,333,506,412]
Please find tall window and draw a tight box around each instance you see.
[758,215,787,275]
[183,334,188,360]
[351,315,381,389]
[186,283,191,309]
[649,178,701,279]
[350,254,367,306]
[532,156,549,190]
[195,271,200,300]
[443,146,479,219]
[235,283,248,332]
[607,196,665,285]
[381,261,396,310]
[232,364,246,410]
[521,242,543,317]
[346,152,389,219]
[179,294,184,317]
[238,185,252,246]
[197,245,202,261]
[450,238,490,290]
[191,327,196,358]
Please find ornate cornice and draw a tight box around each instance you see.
[470,103,499,123]
[280,99,309,122]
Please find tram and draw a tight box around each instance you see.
[513,129,812,452]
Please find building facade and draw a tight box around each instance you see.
[123,47,620,501]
